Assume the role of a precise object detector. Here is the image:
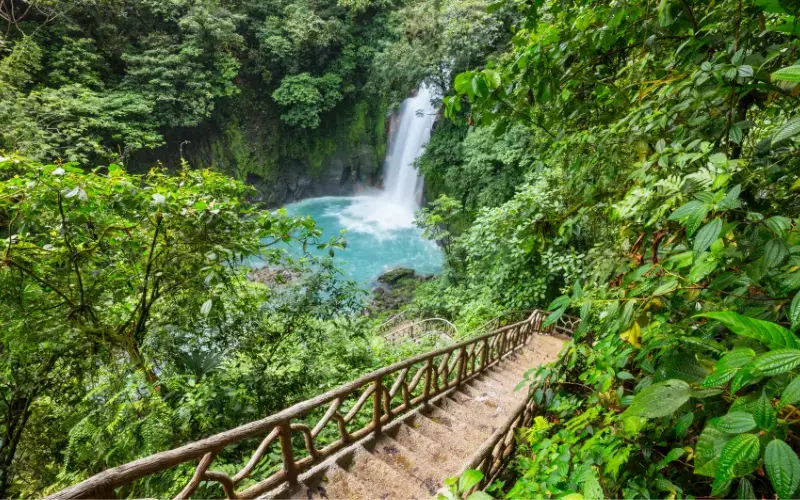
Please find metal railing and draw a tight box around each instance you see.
[48,310,572,500]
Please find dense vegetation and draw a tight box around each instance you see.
[0,0,510,496]
[0,0,401,198]
[412,0,800,498]
[6,0,800,497]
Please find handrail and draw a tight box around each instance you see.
[382,317,458,344]
[376,310,414,334]
[48,310,557,500]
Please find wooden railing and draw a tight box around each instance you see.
[48,310,567,500]
[382,317,458,344]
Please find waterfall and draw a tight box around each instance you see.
[381,85,436,209]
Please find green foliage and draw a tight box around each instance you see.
[272,73,343,129]
[412,0,800,497]
[0,158,373,496]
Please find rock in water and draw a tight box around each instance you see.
[377,268,416,285]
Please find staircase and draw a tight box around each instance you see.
[270,334,564,498]
[47,311,576,500]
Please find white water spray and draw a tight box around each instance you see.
[381,85,437,209]
[332,85,437,236]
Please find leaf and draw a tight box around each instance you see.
[694,218,723,259]
[716,348,756,370]
[466,493,493,500]
[152,193,166,204]
[772,65,800,82]
[709,412,757,433]
[754,390,777,431]
[702,368,738,387]
[737,478,756,500]
[695,425,731,476]
[620,322,642,348]
[458,469,483,493]
[657,447,685,469]
[766,439,800,499]
[737,65,754,79]
[775,117,800,145]
[751,349,800,376]
[779,375,800,409]
[765,216,792,238]
[696,312,800,349]
[790,293,800,332]
[653,278,678,295]
[716,433,760,483]
[730,124,743,144]
[200,299,213,317]
[624,379,691,418]
[582,468,603,500]
[675,412,694,438]
[764,239,789,268]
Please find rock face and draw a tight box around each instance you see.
[368,268,433,315]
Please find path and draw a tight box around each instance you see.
[270,334,565,499]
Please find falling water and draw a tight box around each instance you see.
[275,86,443,285]
[382,85,437,208]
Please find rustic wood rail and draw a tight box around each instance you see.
[48,309,577,500]
[382,317,458,344]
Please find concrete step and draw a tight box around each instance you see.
[290,463,375,499]
[344,444,432,499]
[461,381,517,411]
[404,413,472,457]
[418,404,488,447]
[363,435,446,496]
[389,423,462,476]
[445,390,514,431]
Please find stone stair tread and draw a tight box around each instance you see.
[291,463,375,499]
[344,444,433,499]
[485,365,525,387]
[389,423,463,476]
[418,404,487,446]
[404,413,472,456]
[466,376,517,402]
[445,390,514,429]
[460,380,517,408]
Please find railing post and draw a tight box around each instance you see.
[456,346,467,386]
[423,358,432,407]
[373,376,383,434]
[279,420,297,485]
[480,338,488,370]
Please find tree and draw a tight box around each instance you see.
[0,157,343,495]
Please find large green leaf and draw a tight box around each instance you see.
[716,433,760,483]
[695,425,731,476]
[716,348,756,370]
[772,65,800,82]
[694,218,722,259]
[624,379,691,418]
[790,293,800,331]
[582,467,604,500]
[765,439,800,499]
[754,391,776,431]
[696,312,800,349]
[737,478,756,500]
[773,117,800,145]
[751,349,800,376]
[779,375,800,409]
[709,412,756,433]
